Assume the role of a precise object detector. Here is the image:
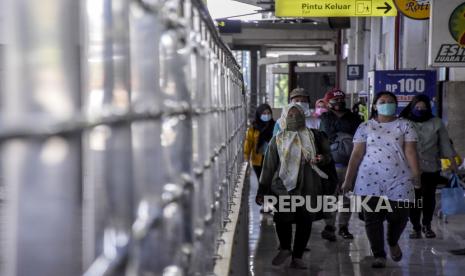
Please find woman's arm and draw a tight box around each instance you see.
[404,141,421,188]
[341,143,366,193]
[438,121,458,172]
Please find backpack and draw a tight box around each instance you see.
[330,132,354,165]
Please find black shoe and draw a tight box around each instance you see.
[422,225,436,238]
[271,249,292,266]
[409,230,422,239]
[371,257,386,268]
[338,226,354,239]
[321,225,337,242]
[290,258,308,269]
[389,244,403,262]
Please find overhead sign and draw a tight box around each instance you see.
[393,0,430,20]
[373,70,436,114]
[275,0,397,17]
[347,65,364,80]
[429,0,465,67]
[216,20,242,34]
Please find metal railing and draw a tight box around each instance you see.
[0,0,246,275]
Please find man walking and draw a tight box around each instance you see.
[319,88,362,241]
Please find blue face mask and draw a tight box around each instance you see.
[260,114,272,122]
[376,103,396,116]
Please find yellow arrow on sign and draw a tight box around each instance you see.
[275,0,398,17]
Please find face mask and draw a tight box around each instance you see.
[314,107,328,117]
[295,102,312,117]
[330,101,346,111]
[260,114,272,122]
[286,115,306,131]
[412,109,429,118]
[376,103,397,116]
[295,102,309,111]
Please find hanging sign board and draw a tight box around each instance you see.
[275,0,397,17]
[429,0,465,67]
[217,20,242,34]
[393,0,430,20]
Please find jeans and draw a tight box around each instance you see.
[409,171,440,231]
[362,196,409,258]
[275,207,312,258]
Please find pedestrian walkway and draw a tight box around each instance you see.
[248,170,465,276]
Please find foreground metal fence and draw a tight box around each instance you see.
[0,0,246,275]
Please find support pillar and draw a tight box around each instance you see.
[346,19,356,103]
[288,61,297,101]
[259,47,267,104]
[401,17,428,70]
[443,81,465,158]
[336,30,342,88]
[249,50,258,120]
[354,18,366,100]
[369,18,381,71]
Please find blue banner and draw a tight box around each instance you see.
[374,70,437,114]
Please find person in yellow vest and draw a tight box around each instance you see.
[359,102,368,122]
[352,98,369,122]
[244,103,275,179]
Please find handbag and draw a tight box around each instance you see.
[441,174,465,216]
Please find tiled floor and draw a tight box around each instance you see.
[248,171,465,276]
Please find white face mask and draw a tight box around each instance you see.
[295,102,311,117]
[260,114,272,122]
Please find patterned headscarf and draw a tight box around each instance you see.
[276,104,328,192]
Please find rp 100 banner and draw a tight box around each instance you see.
[373,70,436,114]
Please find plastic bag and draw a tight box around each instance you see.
[441,174,465,216]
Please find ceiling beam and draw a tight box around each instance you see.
[258,54,337,65]
[220,22,338,48]
[272,66,337,74]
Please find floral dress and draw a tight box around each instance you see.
[353,118,418,202]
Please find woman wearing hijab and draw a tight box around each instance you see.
[310,98,328,129]
[400,95,457,239]
[341,91,420,268]
[255,104,331,269]
[313,99,328,118]
[244,103,275,179]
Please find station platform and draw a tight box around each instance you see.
[5,1,465,274]
[248,171,465,276]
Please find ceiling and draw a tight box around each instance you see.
[233,0,274,14]
[219,1,347,56]
[234,0,274,8]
